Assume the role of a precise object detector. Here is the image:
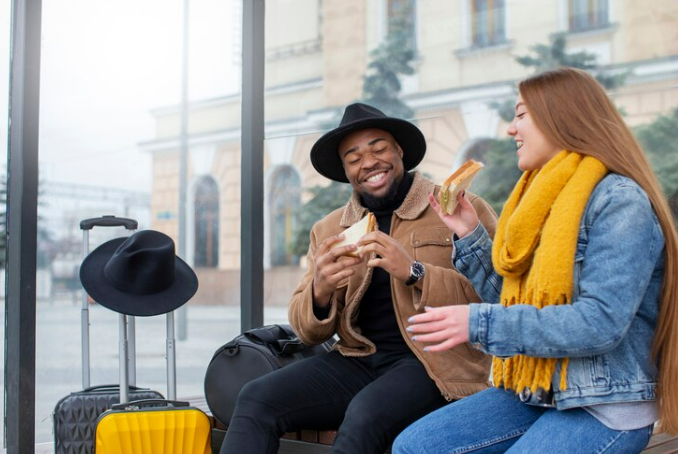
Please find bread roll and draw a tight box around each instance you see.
[439,160,484,214]
[332,212,376,257]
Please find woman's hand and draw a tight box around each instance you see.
[429,191,479,239]
[407,305,471,352]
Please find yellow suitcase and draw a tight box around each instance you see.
[94,399,211,454]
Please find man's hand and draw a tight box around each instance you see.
[357,230,414,282]
[312,234,363,307]
[406,305,471,352]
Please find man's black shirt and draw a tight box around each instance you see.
[356,172,413,354]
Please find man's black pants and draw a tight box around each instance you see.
[219,349,447,454]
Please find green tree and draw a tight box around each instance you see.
[289,181,353,257]
[472,139,522,215]
[515,34,628,90]
[490,34,629,122]
[362,0,416,119]
[290,2,416,256]
[635,107,678,220]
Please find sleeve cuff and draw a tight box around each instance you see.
[468,302,490,351]
[312,302,332,321]
[454,223,488,260]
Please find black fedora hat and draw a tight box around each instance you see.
[310,103,426,183]
[79,230,198,317]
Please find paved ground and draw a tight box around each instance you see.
[0,299,289,447]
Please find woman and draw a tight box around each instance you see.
[392,67,678,453]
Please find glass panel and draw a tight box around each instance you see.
[262,0,678,365]
[1,0,676,447]
[29,0,243,444]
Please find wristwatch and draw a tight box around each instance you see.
[405,260,425,286]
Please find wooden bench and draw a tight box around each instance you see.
[188,397,678,454]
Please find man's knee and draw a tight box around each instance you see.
[238,375,274,402]
[341,394,390,430]
[231,374,282,421]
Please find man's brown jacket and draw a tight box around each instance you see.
[288,173,497,401]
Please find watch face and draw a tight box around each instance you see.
[412,261,425,277]
[406,261,425,286]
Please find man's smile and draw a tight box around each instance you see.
[364,171,387,184]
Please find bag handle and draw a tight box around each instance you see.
[226,324,307,356]
[110,399,189,411]
[244,324,295,344]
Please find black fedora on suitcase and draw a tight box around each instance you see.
[53,216,163,454]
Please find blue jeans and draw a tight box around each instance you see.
[392,387,653,454]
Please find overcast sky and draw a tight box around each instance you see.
[1,0,240,192]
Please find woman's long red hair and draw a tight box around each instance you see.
[520,67,678,434]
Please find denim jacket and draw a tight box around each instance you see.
[454,173,665,410]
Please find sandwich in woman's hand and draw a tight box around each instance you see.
[332,212,377,257]
[439,160,484,214]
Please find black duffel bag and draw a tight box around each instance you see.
[204,324,334,426]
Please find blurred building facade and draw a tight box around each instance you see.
[140,0,678,306]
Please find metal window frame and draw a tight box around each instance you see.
[5,0,42,452]
[240,0,265,332]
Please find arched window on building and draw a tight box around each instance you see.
[270,165,301,267]
[194,175,219,268]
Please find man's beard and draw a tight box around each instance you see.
[360,172,406,212]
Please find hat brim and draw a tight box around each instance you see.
[79,237,199,317]
[310,117,426,183]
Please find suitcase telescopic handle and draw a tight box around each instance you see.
[111,399,190,411]
[80,215,138,390]
[80,215,138,230]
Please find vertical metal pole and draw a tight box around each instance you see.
[241,0,265,332]
[177,0,189,341]
[166,312,177,400]
[81,230,90,389]
[118,314,129,404]
[5,0,41,451]
[126,228,137,384]
[127,316,136,386]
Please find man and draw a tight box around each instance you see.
[220,103,497,454]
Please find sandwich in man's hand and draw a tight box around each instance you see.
[439,160,484,214]
[332,212,377,257]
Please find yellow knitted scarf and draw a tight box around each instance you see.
[491,150,608,394]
